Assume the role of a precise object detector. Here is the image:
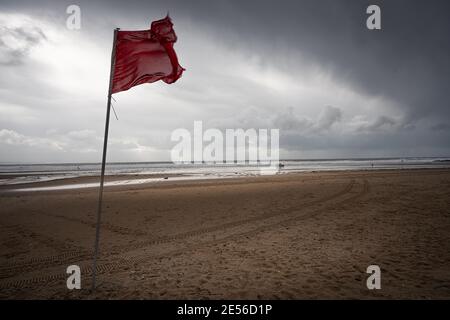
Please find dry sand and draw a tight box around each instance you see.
[0,169,450,299]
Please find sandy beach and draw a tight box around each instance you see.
[0,169,450,299]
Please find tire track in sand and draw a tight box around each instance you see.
[0,179,354,279]
[0,179,370,290]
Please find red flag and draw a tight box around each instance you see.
[111,15,184,94]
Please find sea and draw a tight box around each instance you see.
[1,157,449,189]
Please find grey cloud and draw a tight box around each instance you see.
[62,0,449,124]
[272,107,313,132]
[356,115,397,132]
[431,123,450,132]
[0,25,46,65]
[316,106,342,131]
[0,0,449,161]
[1,0,449,120]
[165,0,450,124]
[0,128,63,149]
[272,106,342,134]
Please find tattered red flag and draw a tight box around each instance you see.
[111,15,184,94]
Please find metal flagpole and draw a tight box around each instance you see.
[92,27,120,290]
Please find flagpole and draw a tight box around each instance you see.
[92,27,119,290]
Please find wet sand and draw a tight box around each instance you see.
[0,173,184,190]
[0,169,450,299]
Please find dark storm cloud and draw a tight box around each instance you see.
[161,0,450,124]
[0,0,449,161]
[2,0,449,121]
[357,115,396,132]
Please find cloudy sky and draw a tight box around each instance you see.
[0,0,449,163]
